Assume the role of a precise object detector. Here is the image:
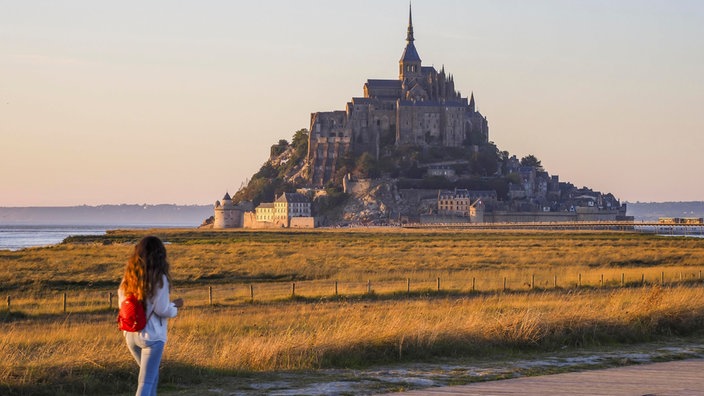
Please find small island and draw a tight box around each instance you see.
[206,6,629,229]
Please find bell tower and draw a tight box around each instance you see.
[399,3,422,81]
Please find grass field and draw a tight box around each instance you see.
[1,229,703,395]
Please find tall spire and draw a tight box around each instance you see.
[406,2,414,42]
[399,1,421,79]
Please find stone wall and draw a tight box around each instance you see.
[290,217,316,228]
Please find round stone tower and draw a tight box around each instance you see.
[214,192,241,228]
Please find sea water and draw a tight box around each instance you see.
[0,225,189,251]
[0,225,120,251]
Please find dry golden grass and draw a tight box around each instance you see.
[2,229,703,292]
[2,286,703,394]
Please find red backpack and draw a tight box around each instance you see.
[117,294,147,332]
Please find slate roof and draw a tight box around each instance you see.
[421,66,437,74]
[275,192,309,203]
[366,79,402,88]
[400,42,421,63]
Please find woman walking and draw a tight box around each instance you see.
[119,236,183,395]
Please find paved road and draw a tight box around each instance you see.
[389,359,704,395]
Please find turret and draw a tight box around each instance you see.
[399,3,422,80]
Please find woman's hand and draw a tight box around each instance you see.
[173,298,184,308]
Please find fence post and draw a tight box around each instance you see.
[578,273,582,288]
[334,281,338,296]
[6,296,10,311]
[661,271,665,285]
[250,284,254,303]
[63,292,67,313]
[407,278,411,295]
[621,273,625,287]
[108,292,114,309]
[437,277,441,292]
[531,274,535,289]
[503,277,507,292]
[553,275,557,288]
[600,274,604,287]
[208,286,213,306]
[472,277,476,292]
[367,280,372,294]
[291,282,296,297]
[641,273,645,285]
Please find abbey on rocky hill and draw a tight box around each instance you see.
[307,5,489,187]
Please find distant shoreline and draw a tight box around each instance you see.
[0,204,212,227]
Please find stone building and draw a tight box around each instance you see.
[245,192,315,228]
[437,188,487,222]
[255,203,275,223]
[307,5,489,186]
[213,192,244,228]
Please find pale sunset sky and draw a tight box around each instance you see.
[1,0,702,206]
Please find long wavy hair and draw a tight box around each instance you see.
[120,236,171,302]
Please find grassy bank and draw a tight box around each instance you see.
[1,229,703,394]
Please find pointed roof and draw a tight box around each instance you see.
[400,3,421,63]
[406,2,415,42]
[276,192,310,203]
[469,92,476,110]
[223,192,231,201]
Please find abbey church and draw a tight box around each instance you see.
[308,6,489,186]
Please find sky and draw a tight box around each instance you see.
[1,0,703,206]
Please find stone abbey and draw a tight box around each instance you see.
[307,5,489,186]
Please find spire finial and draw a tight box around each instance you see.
[406,2,414,42]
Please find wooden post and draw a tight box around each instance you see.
[661,271,665,285]
[700,270,702,280]
[208,286,213,306]
[437,277,441,292]
[367,280,372,294]
[6,296,10,311]
[641,273,645,285]
[600,274,604,287]
[531,274,535,289]
[472,277,476,292]
[249,284,254,302]
[503,277,507,291]
[63,292,67,313]
[291,282,296,297]
[407,278,411,295]
[334,281,338,296]
[108,292,114,309]
[621,273,625,287]
[578,273,582,288]
[553,275,557,288]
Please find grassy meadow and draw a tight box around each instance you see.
[1,229,704,395]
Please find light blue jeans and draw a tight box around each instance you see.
[125,332,165,396]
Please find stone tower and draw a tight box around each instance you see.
[214,192,242,228]
[399,4,422,81]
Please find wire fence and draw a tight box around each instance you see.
[5,268,703,316]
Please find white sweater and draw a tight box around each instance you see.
[118,275,179,342]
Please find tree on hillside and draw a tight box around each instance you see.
[520,154,543,170]
[354,152,380,179]
[470,143,500,176]
[291,129,308,157]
